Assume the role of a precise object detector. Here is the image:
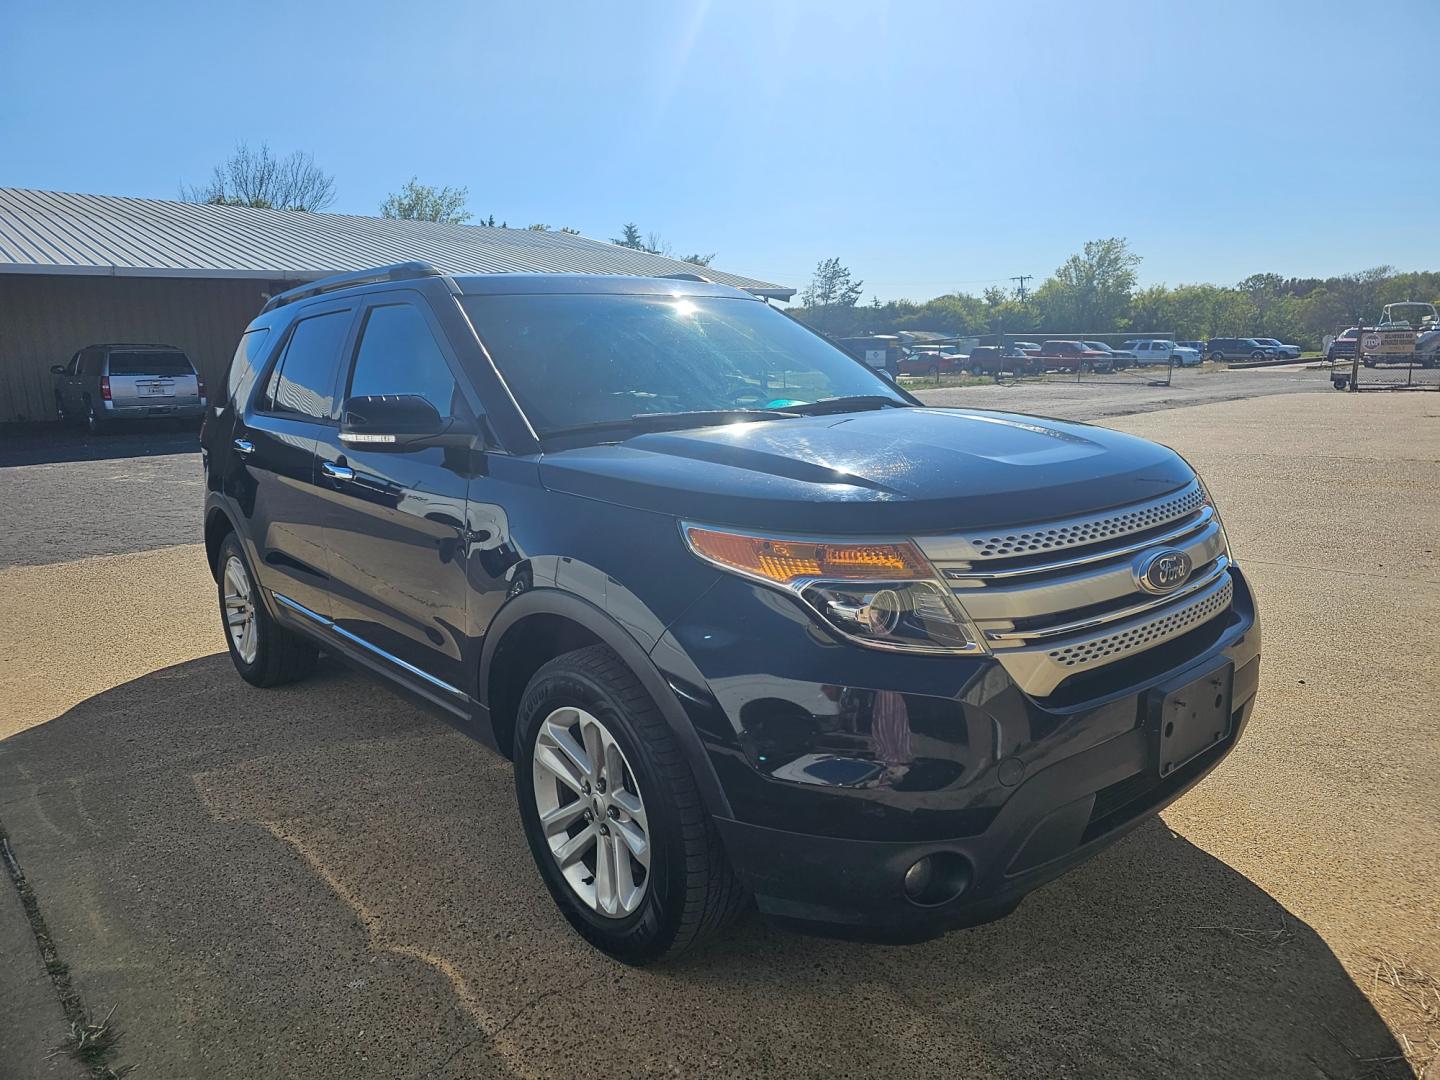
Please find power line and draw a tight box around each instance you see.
[1011,274,1033,302]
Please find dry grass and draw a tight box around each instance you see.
[50,1005,135,1079]
[1316,955,1440,1080]
[1368,956,1440,1080]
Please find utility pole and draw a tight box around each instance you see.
[1011,274,1032,302]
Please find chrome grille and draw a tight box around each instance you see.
[916,480,1235,696]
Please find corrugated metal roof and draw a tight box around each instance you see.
[0,188,794,299]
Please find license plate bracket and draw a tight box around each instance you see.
[1145,660,1234,778]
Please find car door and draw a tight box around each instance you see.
[313,293,479,697]
[237,300,356,621]
[58,351,81,410]
[72,347,99,407]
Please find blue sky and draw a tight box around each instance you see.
[3,0,1436,300]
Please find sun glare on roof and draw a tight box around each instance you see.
[671,298,699,317]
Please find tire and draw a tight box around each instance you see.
[1209,352,1225,363]
[55,393,68,423]
[216,534,318,688]
[927,365,939,378]
[969,363,984,377]
[85,401,108,434]
[1251,351,1265,360]
[514,644,747,965]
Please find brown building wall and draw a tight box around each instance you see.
[0,274,271,422]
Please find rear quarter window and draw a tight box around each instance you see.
[225,328,272,409]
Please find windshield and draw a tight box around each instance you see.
[460,293,907,437]
[1084,342,1112,352]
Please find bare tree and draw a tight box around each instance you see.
[182,142,336,212]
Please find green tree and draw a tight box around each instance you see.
[801,257,863,309]
[380,178,471,223]
[182,142,336,212]
[612,223,646,249]
[1033,238,1141,331]
[680,252,716,267]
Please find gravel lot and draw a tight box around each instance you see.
[2,380,1435,1080]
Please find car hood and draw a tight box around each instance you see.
[538,407,1194,534]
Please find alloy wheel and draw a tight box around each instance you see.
[222,555,258,664]
[531,705,651,918]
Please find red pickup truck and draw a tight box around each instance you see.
[1032,340,1114,372]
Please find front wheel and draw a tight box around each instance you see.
[1209,352,1225,363]
[514,644,747,965]
[216,534,318,687]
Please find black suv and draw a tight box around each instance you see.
[203,263,1261,964]
[1205,338,1277,362]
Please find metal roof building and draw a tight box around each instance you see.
[0,188,793,422]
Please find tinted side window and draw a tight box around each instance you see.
[79,348,102,375]
[347,304,465,420]
[261,310,350,421]
[226,328,272,408]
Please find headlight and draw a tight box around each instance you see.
[682,525,985,654]
[1193,474,1234,559]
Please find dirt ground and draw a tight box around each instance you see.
[1,390,1436,1079]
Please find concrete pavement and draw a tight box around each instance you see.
[1,390,1436,1078]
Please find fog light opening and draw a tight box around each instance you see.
[902,852,972,907]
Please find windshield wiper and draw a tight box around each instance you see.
[542,408,801,441]
[780,395,910,416]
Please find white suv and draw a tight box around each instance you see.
[1123,339,1203,367]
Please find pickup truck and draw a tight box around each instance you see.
[1033,340,1114,373]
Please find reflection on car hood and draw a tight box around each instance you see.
[539,407,1195,534]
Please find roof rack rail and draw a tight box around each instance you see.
[659,271,713,284]
[262,261,442,312]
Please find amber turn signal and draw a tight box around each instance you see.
[684,527,931,585]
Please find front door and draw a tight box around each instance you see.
[313,293,478,697]
[237,301,355,620]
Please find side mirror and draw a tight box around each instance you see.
[50,365,67,375]
[339,394,474,451]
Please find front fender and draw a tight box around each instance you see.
[478,586,733,819]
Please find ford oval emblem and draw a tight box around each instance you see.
[1134,548,1193,594]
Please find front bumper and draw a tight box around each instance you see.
[655,566,1261,940]
[715,659,1256,941]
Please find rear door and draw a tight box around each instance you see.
[238,301,356,620]
[74,347,103,407]
[58,351,82,411]
[313,292,477,697]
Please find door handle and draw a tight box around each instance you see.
[321,460,355,482]
[233,437,255,456]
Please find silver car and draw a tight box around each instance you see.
[52,344,207,433]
